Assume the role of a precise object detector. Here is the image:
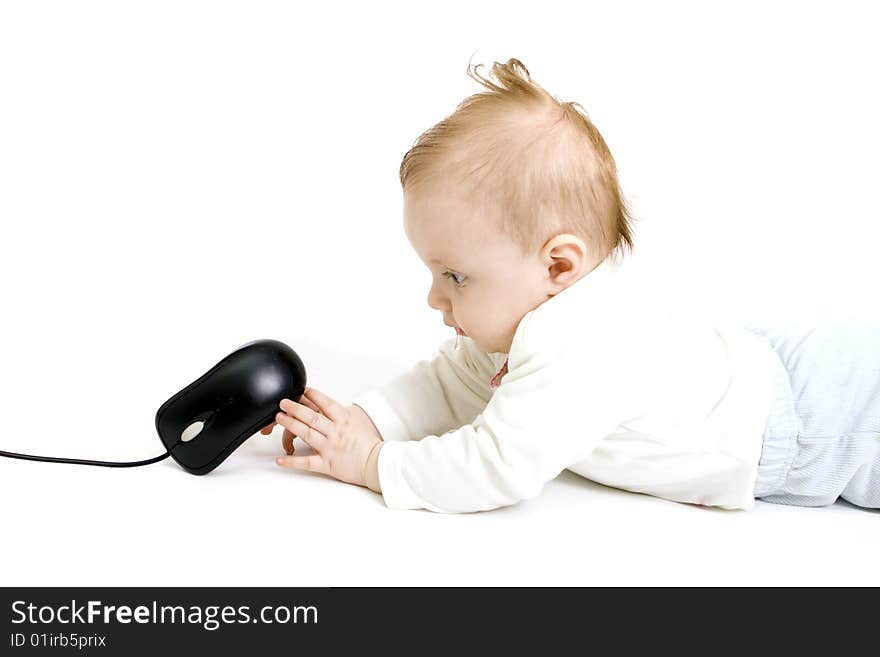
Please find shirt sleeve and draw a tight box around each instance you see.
[349,336,501,444]
[374,337,630,513]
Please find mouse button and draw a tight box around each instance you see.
[170,423,227,463]
[171,412,273,474]
[156,397,217,448]
[213,399,270,436]
[203,351,267,399]
[155,359,227,429]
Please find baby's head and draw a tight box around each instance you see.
[402,58,635,355]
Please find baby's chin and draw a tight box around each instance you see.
[473,335,512,355]
[454,325,512,354]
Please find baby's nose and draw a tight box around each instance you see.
[427,286,449,311]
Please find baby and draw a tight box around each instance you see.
[263,58,880,513]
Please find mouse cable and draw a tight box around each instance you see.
[0,449,172,468]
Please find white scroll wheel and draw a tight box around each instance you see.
[180,420,205,443]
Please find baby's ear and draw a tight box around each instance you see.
[542,233,590,287]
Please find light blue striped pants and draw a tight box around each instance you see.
[744,320,880,509]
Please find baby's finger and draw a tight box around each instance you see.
[275,411,327,452]
[303,387,345,421]
[276,453,328,475]
[279,398,334,437]
[297,394,321,414]
[282,428,296,455]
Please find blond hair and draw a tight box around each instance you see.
[399,58,635,263]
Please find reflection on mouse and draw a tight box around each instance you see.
[154,339,307,475]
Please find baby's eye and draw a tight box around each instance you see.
[442,271,466,287]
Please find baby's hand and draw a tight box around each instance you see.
[273,387,383,491]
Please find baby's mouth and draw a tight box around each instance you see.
[455,327,466,336]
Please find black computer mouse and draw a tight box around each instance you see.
[154,339,307,475]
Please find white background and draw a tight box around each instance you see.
[1,0,877,586]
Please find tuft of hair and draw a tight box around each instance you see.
[399,57,636,264]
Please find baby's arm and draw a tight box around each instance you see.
[374,352,627,513]
[350,336,499,443]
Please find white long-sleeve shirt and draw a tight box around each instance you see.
[351,256,781,513]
